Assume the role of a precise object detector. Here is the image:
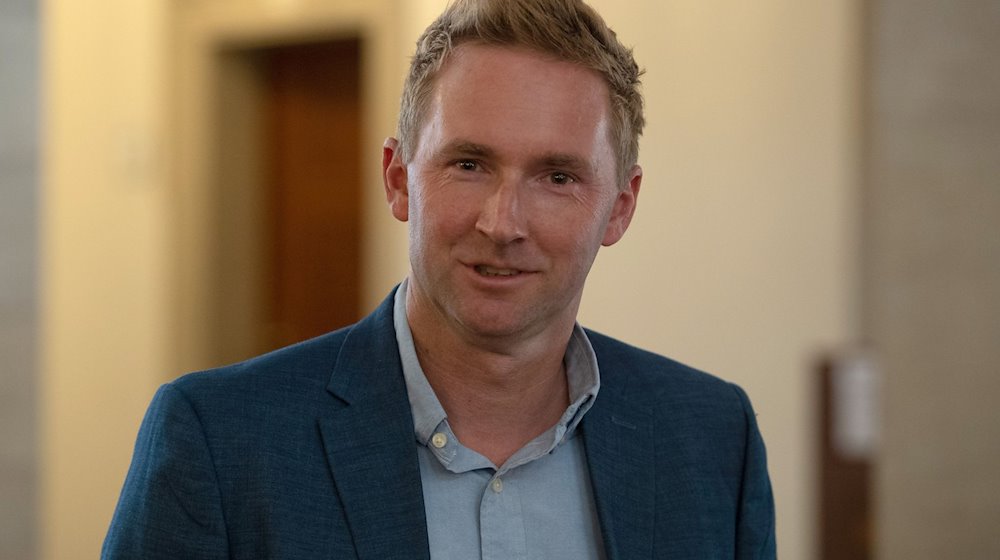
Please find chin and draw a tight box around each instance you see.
[455,311,530,340]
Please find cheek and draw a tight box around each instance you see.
[406,187,437,266]
[542,216,605,268]
[545,195,616,246]
[408,185,472,247]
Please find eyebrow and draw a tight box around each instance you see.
[537,152,591,173]
[440,140,495,159]
[438,140,594,175]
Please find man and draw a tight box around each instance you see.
[104,0,775,558]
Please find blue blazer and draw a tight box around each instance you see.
[104,289,775,559]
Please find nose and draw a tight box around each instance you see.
[475,179,527,244]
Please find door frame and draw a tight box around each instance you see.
[168,0,406,374]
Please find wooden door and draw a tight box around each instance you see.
[262,39,362,349]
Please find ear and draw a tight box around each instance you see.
[601,165,642,246]
[383,137,409,222]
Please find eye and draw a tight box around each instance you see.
[456,160,479,172]
[550,172,575,185]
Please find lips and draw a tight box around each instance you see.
[474,265,522,277]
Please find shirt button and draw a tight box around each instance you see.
[491,478,503,493]
[431,432,448,449]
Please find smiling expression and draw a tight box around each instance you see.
[384,43,641,346]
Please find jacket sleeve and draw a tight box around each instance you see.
[102,383,230,559]
[731,384,777,559]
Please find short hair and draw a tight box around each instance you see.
[397,0,645,186]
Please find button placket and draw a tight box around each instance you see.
[480,472,527,560]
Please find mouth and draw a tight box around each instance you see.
[474,265,523,277]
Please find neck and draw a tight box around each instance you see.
[406,288,574,467]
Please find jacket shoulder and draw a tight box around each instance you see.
[168,326,352,414]
[172,288,399,402]
[585,328,738,400]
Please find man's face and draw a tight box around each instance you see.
[384,43,641,344]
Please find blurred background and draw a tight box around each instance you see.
[2,0,998,558]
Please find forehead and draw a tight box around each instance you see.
[418,43,615,163]
[432,43,610,114]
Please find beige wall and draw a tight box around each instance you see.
[577,3,861,558]
[41,1,860,557]
[41,0,171,557]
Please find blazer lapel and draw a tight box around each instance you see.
[582,355,656,560]
[318,292,431,560]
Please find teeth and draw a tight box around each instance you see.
[475,265,520,276]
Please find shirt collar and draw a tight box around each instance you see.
[393,278,601,451]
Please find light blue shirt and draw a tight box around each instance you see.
[393,280,606,560]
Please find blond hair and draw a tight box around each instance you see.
[397,0,644,185]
